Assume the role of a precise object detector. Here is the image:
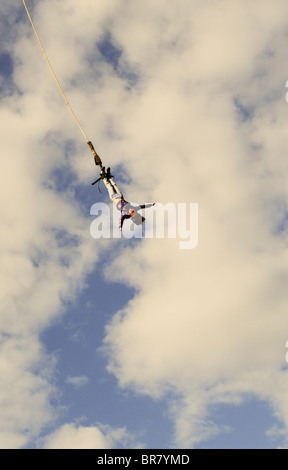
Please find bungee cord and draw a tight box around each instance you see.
[22,1,156,229]
[22,0,103,168]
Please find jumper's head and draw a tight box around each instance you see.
[129,209,135,216]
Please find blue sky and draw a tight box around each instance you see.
[1,0,288,449]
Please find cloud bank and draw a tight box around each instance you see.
[1,0,288,448]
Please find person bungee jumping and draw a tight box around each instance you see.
[99,167,155,231]
[22,2,155,234]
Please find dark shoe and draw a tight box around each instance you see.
[100,167,113,180]
[106,167,113,179]
[92,166,113,186]
[99,167,106,178]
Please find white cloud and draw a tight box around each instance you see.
[0,299,57,449]
[0,0,105,448]
[100,0,288,448]
[39,423,139,449]
[2,0,288,449]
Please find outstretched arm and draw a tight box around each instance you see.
[133,203,155,210]
[119,214,131,231]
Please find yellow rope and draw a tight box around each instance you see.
[22,0,89,143]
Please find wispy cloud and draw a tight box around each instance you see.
[66,375,90,388]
